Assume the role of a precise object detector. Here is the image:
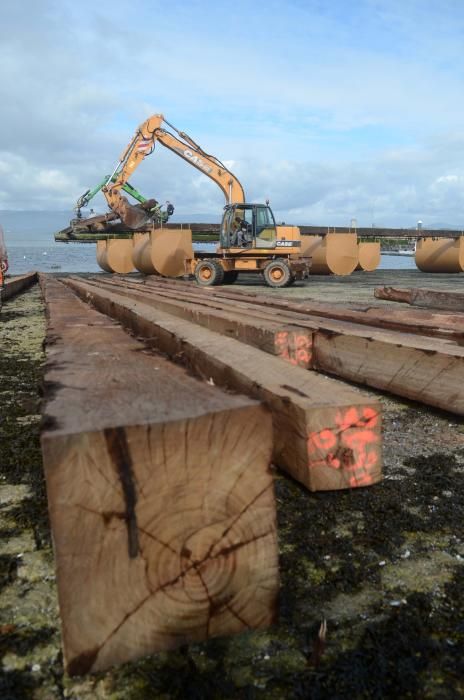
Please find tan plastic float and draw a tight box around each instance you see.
[96,239,136,274]
[415,237,464,273]
[301,233,358,275]
[96,240,112,273]
[132,228,194,277]
[132,232,156,274]
[356,242,381,271]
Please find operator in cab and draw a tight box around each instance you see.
[231,215,252,247]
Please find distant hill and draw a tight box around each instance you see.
[413,222,464,231]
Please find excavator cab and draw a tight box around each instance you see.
[220,204,277,250]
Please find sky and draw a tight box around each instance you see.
[2,0,464,227]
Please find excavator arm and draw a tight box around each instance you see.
[103,114,245,227]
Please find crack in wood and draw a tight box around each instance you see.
[104,427,139,558]
[279,384,310,398]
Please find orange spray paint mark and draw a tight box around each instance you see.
[274,330,313,368]
[307,405,381,487]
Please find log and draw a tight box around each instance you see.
[1,272,37,303]
[98,276,464,415]
[142,278,464,340]
[39,275,278,675]
[65,276,383,493]
[74,275,314,368]
[375,286,464,312]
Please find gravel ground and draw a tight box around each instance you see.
[1,273,464,699]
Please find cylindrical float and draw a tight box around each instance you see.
[132,228,194,277]
[415,237,464,273]
[96,239,136,273]
[302,233,358,275]
[132,232,156,274]
[96,240,112,273]
[356,242,381,271]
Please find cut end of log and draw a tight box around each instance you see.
[39,276,279,675]
[306,404,382,490]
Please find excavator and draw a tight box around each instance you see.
[74,175,174,226]
[70,114,311,287]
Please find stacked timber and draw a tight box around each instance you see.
[65,275,383,492]
[73,275,464,416]
[39,275,279,675]
[375,286,464,312]
[0,272,38,303]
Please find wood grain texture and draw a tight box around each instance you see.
[76,275,314,368]
[91,276,464,415]
[375,286,464,312]
[143,279,464,340]
[1,272,37,302]
[65,277,383,493]
[39,275,278,675]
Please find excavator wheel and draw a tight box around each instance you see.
[263,260,294,288]
[194,259,225,286]
[222,270,239,284]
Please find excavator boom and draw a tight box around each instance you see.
[104,114,245,226]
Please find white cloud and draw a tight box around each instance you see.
[1,0,464,228]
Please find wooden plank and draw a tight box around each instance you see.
[92,276,464,415]
[140,278,464,340]
[39,275,278,675]
[75,275,314,368]
[65,276,383,493]
[1,272,37,303]
[375,286,464,312]
[109,275,464,343]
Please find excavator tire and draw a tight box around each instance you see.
[223,271,239,284]
[194,259,225,286]
[263,260,294,288]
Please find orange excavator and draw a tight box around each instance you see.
[102,114,245,230]
[78,114,311,287]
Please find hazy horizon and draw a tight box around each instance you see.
[1,209,463,249]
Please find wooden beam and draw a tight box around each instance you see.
[100,276,464,415]
[65,276,383,493]
[39,275,278,675]
[375,286,464,312]
[140,277,464,341]
[75,276,314,368]
[1,272,37,303]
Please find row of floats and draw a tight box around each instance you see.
[96,228,464,276]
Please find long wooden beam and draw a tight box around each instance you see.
[140,277,464,341]
[65,276,383,493]
[375,286,464,312]
[39,275,278,675]
[95,276,464,415]
[75,275,314,368]
[1,272,37,303]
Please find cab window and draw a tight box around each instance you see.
[255,207,276,248]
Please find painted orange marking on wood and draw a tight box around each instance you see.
[307,405,380,487]
[274,331,312,368]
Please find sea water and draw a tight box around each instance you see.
[1,211,417,275]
